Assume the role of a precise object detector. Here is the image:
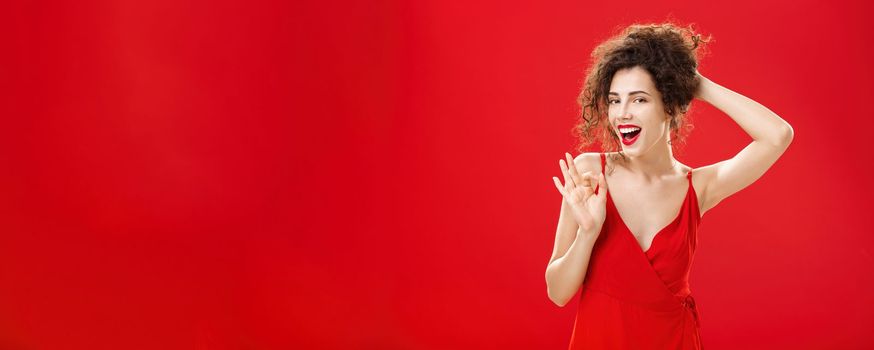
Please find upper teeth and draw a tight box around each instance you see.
[620,127,641,134]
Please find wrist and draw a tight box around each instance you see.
[696,76,715,102]
[576,226,600,242]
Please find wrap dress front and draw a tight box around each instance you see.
[567,153,704,349]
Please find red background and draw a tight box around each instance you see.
[1,0,872,349]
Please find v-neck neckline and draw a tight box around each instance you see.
[606,178,692,255]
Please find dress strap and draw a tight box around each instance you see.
[596,153,606,195]
[600,153,606,176]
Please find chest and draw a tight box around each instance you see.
[607,176,690,243]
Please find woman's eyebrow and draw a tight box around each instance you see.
[608,91,651,96]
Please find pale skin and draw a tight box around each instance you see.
[545,66,794,307]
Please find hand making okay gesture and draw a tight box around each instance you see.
[552,153,609,232]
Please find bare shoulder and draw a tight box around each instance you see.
[572,152,603,175]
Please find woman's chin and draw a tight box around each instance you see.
[619,146,638,157]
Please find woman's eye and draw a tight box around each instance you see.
[608,98,644,104]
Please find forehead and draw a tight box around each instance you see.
[609,66,657,95]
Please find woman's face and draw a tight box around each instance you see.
[607,66,671,158]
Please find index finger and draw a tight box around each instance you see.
[565,152,581,178]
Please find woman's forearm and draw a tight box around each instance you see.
[696,75,794,147]
[546,227,599,307]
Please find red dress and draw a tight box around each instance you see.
[568,153,704,349]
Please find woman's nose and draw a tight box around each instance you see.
[616,103,632,119]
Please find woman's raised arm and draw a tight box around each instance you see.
[692,72,795,214]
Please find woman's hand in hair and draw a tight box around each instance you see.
[693,69,712,101]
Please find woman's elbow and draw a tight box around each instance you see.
[547,286,573,307]
[767,123,794,149]
[780,123,795,145]
[553,298,570,308]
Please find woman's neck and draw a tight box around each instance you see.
[621,140,677,181]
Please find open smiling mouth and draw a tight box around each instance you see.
[619,126,641,145]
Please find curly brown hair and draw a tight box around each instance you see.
[573,22,711,157]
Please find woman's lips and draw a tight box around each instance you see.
[617,124,641,146]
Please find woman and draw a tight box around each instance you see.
[545,23,794,349]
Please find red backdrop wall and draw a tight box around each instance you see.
[1,0,871,349]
